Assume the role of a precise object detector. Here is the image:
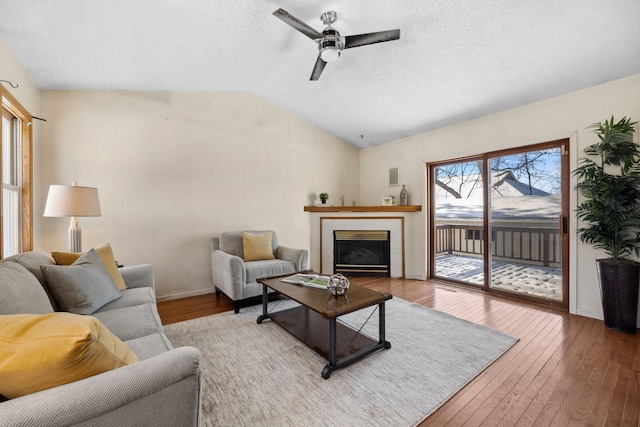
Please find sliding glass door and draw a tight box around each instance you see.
[432,159,485,287]
[430,140,569,308]
[487,145,566,304]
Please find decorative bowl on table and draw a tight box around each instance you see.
[327,273,350,296]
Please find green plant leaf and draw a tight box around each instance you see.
[574,116,640,260]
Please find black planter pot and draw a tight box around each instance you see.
[596,259,640,333]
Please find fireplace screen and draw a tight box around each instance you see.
[333,230,390,277]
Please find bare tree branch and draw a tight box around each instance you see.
[435,179,462,198]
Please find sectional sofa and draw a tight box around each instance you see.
[0,250,202,426]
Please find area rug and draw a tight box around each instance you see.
[164,297,518,427]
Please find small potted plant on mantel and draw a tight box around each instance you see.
[574,116,640,333]
[319,193,329,204]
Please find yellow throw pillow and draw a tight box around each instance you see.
[0,312,139,398]
[241,231,275,262]
[52,243,127,290]
[50,251,81,266]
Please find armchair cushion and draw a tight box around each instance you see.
[241,231,276,261]
[245,259,297,283]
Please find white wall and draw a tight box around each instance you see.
[359,73,640,321]
[38,90,359,300]
[0,37,39,114]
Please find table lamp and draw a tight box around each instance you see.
[43,182,102,253]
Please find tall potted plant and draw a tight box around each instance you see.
[574,116,640,333]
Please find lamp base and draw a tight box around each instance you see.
[68,217,82,253]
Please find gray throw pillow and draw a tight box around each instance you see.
[0,261,54,314]
[41,249,121,315]
[12,251,59,310]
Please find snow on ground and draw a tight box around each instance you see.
[435,253,562,301]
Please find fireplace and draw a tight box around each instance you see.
[333,230,391,277]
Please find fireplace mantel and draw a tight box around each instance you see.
[304,205,421,213]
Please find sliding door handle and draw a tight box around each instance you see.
[559,215,568,234]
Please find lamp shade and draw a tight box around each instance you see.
[44,185,102,217]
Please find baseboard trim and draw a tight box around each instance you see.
[575,308,603,321]
[156,288,214,302]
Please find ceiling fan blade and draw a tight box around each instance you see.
[310,56,327,81]
[273,8,323,40]
[344,29,400,49]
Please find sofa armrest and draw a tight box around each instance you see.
[211,249,247,301]
[119,264,155,291]
[277,246,309,272]
[0,346,202,427]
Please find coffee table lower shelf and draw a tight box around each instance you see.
[257,304,391,379]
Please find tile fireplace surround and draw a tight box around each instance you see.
[321,217,404,277]
[306,205,422,279]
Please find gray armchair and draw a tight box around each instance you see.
[211,230,308,313]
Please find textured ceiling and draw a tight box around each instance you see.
[0,1,639,149]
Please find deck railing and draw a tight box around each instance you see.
[435,223,560,267]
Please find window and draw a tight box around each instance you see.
[1,85,33,258]
[2,108,20,256]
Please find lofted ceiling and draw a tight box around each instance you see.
[0,1,638,149]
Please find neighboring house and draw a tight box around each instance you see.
[435,172,561,267]
[436,170,550,202]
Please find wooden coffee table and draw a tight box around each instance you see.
[257,273,392,379]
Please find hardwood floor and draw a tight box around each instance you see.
[157,278,640,426]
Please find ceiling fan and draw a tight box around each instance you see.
[273,8,400,81]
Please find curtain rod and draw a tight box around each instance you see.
[1,80,48,122]
[0,79,19,88]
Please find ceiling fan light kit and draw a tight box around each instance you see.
[273,8,400,80]
[320,44,340,62]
